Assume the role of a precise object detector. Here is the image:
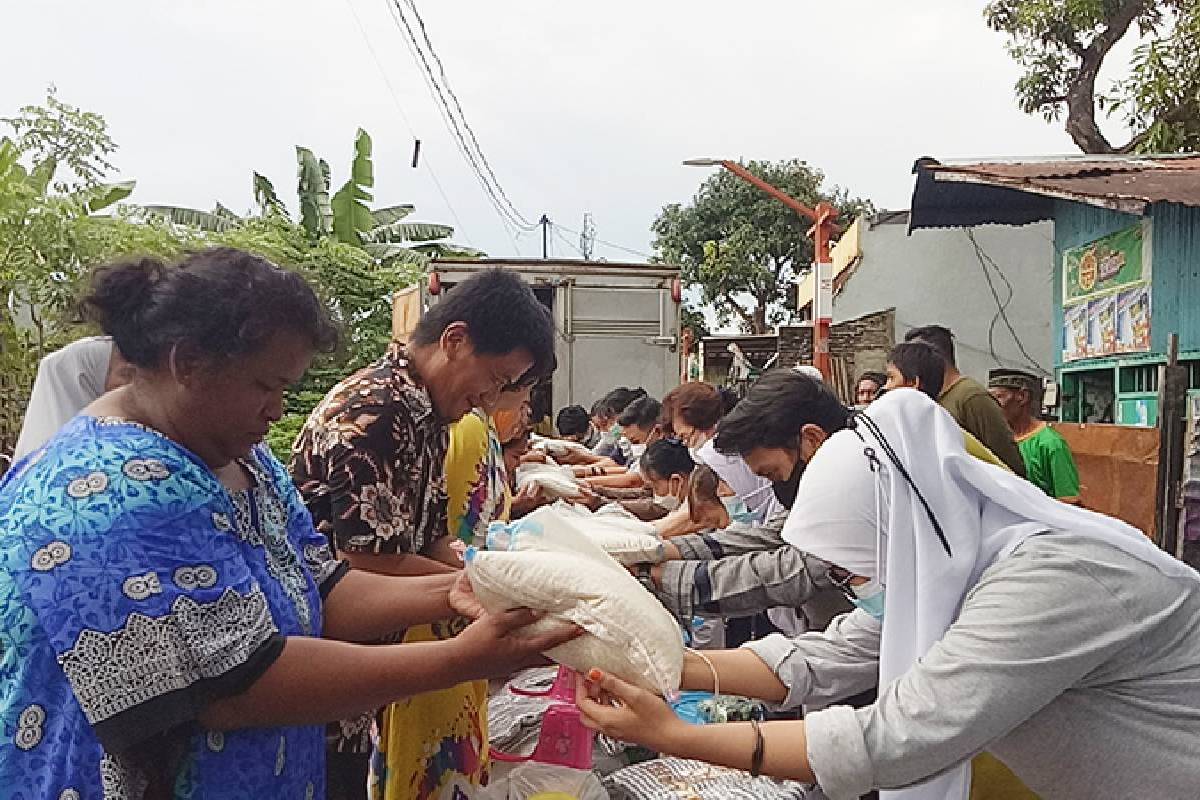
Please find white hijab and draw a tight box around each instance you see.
[783,389,1196,800]
[13,336,114,461]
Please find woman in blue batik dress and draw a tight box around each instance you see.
[0,249,576,800]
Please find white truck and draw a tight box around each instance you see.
[422,258,684,412]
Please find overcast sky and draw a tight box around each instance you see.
[4,0,1135,262]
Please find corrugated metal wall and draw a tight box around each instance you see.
[1052,201,1142,368]
[1052,200,1200,364]
[1148,202,1200,354]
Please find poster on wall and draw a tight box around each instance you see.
[1115,284,1152,353]
[1063,224,1148,305]
[1091,295,1117,357]
[1064,302,1089,361]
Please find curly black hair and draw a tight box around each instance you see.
[80,247,339,368]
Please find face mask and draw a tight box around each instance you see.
[630,443,647,460]
[850,579,886,621]
[721,496,755,525]
[772,456,806,509]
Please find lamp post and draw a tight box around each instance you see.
[683,158,838,380]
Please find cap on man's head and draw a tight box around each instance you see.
[988,368,1040,395]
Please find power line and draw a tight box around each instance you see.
[381,0,532,240]
[341,0,480,248]
[552,224,586,258]
[400,0,536,229]
[556,222,656,261]
[383,0,538,234]
[965,228,1050,376]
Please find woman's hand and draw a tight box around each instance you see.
[452,608,581,681]
[577,669,691,754]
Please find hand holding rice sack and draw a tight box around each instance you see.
[573,381,1200,800]
[465,506,684,695]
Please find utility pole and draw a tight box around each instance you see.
[683,158,840,380]
[580,213,596,261]
[539,215,550,259]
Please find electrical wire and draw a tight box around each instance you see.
[556,222,656,261]
[965,228,1051,377]
[400,0,537,229]
[383,0,538,234]
[382,0,535,238]
[343,0,467,241]
[552,224,586,258]
[341,0,481,248]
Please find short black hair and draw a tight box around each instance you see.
[556,405,590,437]
[857,371,887,390]
[717,386,740,416]
[714,369,850,456]
[81,248,339,369]
[618,396,661,429]
[412,268,556,383]
[903,324,956,367]
[887,341,946,400]
[594,386,646,419]
[640,438,694,480]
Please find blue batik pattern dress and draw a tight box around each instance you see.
[0,416,345,799]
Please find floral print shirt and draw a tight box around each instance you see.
[289,344,451,755]
[0,417,345,799]
[291,344,450,558]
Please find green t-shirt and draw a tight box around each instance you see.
[939,377,1027,478]
[1018,423,1081,500]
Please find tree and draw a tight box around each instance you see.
[0,93,442,461]
[652,160,871,334]
[985,0,1200,153]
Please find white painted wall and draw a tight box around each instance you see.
[833,212,1054,384]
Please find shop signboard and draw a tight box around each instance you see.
[1063,224,1147,304]
[1062,223,1151,361]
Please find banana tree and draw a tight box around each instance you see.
[280,128,482,264]
[149,128,480,264]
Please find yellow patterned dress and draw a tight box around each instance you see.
[368,411,507,800]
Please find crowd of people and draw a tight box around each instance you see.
[2,249,1199,800]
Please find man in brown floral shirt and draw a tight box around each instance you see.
[290,268,556,800]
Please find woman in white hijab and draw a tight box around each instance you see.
[13,336,128,461]
[578,389,1200,799]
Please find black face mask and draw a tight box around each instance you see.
[772,456,806,509]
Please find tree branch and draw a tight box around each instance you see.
[1065,0,1152,153]
[722,292,757,331]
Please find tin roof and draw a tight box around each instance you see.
[909,155,1200,230]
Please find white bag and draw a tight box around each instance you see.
[552,501,665,565]
[515,462,584,500]
[469,507,684,694]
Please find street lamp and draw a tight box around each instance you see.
[683,158,838,381]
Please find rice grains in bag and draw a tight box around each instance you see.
[466,506,683,694]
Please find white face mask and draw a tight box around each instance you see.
[630,443,647,460]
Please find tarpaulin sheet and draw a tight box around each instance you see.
[1052,422,1158,537]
